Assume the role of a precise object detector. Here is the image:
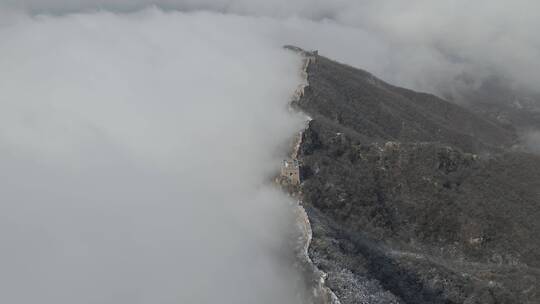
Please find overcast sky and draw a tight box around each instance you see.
[1,1,539,303]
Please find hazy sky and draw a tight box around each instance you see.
[1,1,539,303]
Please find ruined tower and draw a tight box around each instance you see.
[281,159,301,185]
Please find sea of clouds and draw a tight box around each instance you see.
[0,8,310,304]
[4,0,540,97]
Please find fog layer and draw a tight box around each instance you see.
[0,9,307,304]
[5,0,540,98]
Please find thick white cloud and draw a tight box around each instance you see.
[3,0,540,97]
[0,9,309,304]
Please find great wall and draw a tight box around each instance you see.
[280,46,341,304]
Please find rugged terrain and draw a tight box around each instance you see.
[289,49,540,303]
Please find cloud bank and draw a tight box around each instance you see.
[4,0,540,99]
[0,9,309,304]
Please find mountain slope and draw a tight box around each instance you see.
[291,50,540,304]
[294,55,517,153]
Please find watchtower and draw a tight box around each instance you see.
[305,50,318,64]
[281,159,301,185]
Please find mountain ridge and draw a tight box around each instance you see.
[286,47,540,304]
